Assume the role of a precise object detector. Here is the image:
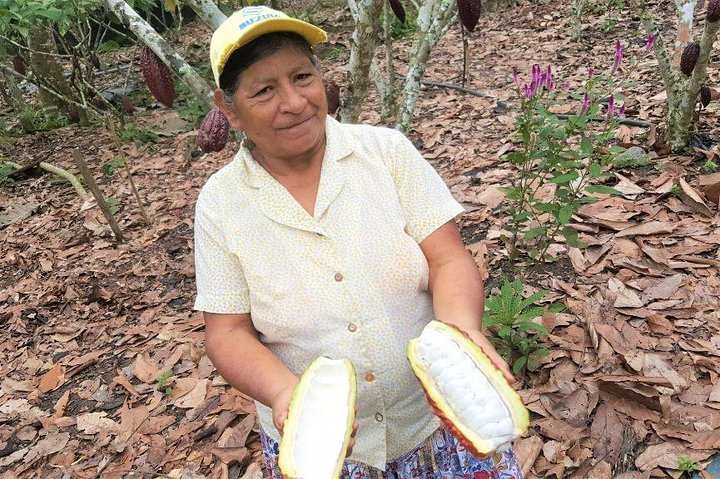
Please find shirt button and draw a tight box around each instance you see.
[365,373,375,382]
[348,323,357,332]
[375,412,384,422]
[334,272,344,282]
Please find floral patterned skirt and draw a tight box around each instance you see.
[259,426,523,479]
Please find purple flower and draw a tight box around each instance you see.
[611,40,624,75]
[618,104,625,116]
[579,93,590,115]
[645,34,657,52]
[512,68,519,84]
[587,67,594,79]
[545,65,554,91]
[606,95,615,117]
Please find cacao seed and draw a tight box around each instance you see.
[700,85,711,107]
[457,0,482,32]
[139,46,176,108]
[325,79,340,115]
[12,56,26,76]
[680,42,700,77]
[197,108,230,153]
[388,0,406,23]
[708,0,720,22]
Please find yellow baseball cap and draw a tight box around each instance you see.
[210,6,328,87]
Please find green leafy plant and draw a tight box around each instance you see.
[118,123,157,145]
[18,108,69,132]
[677,455,699,475]
[390,13,417,39]
[483,280,561,375]
[503,43,634,264]
[0,161,15,187]
[102,156,126,176]
[702,159,718,172]
[106,196,122,215]
[156,370,174,396]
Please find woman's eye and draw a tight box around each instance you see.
[296,73,312,82]
[254,86,272,97]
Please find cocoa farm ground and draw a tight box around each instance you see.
[1,0,719,478]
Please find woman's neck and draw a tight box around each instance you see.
[251,136,326,183]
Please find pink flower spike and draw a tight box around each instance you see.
[611,40,624,74]
[579,93,590,115]
[587,67,594,79]
[645,34,657,52]
[545,65,553,90]
[606,96,615,116]
[524,84,533,98]
[618,105,625,116]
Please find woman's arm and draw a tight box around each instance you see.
[419,221,515,382]
[204,312,299,431]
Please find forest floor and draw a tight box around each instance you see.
[1,0,719,478]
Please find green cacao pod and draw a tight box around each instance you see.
[139,46,176,108]
[279,357,356,479]
[708,0,720,22]
[388,0,406,23]
[457,0,482,32]
[700,85,711,107]
[680,42,700,77]
[12,56,26,76]
[407,321,529,458]
[197,108,230,153]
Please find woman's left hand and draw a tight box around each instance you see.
[464,328,515,384]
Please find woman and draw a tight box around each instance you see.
[194,6,523,478]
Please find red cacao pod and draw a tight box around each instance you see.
[67,105,80,123]
[120,95,135,114]
[139,46,176,108]
[197,108,230,153]
[680,42,700,77]
[708,0,720,22]
[388,0,406,23]
[457,0,482,32]
[325,79,340,115]
[700,85,711,107]
[12,56,26,76]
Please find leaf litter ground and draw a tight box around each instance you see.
[1,1,719,478]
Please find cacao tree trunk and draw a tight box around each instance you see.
[396,0,457,132]
[1,68,35,132]
[103,0,214,108]
[572,0,588,41]
[185,0,226,30]
[339,0,384,123]
[27,27,73,109]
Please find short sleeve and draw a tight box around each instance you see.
[387,132,466,243]
[193,189,251,314]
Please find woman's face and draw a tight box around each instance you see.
[219,44,328,161]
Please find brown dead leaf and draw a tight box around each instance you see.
[38,364,64,394]
[535,417,588,442]
[173,378,209,409]
[513,436,544,476]
[607,278,644,308]
[133,353,160,383]
[476,185,505,209]
[635,441,714,470]
[76,411,118,434]
[642,353,689,393]
[590,404,625,463]
[22,432,70,465]
[678,178,714,216]
[240,462,263,479]
[699,172,720,204]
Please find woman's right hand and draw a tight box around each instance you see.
[271,381,298,434]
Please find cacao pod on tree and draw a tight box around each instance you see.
[197,108,230,153]
[120,95,135,114]
[700,85,711,107]
[139,46,176,108]
[457,0,482,32]
[388,0,406,23]
[325,79,340,115]
[67,104,80,123]
[680,42,700,77]
[12,56,26,76]
[708,0,720,22]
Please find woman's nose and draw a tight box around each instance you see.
[279,86,306,113]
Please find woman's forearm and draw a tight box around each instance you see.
[427,252,486,332]
[204,313,298,409]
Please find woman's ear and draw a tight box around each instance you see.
[214,89,243,130]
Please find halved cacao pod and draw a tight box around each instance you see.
[139,46,176,108]
[680,42,700,77]
[457,0,482,32]
[197,108,230,153]
[407,321,529,458]
[389,0,406,23]
[708,0,720,23]
[279,357,356,479]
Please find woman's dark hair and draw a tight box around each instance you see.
[219,31,317,106]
